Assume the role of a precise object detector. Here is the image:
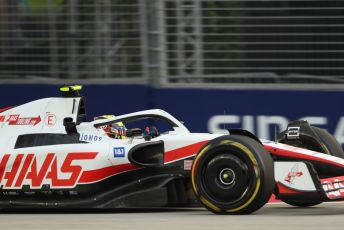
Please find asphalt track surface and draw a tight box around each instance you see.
[0,203,343,230]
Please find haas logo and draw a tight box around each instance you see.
[285,164,303,184]
[0,152,98,189]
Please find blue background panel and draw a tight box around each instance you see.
[0,84,343,144]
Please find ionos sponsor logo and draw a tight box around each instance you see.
[0,152,98,189]
[80,134,103,142]
[208,115,344,145]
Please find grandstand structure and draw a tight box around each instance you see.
[1,0,344,86]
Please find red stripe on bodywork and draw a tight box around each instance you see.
[5,154,24,187]
[164,141,209,163]
[264,144,344,168]
[276,182,302,194]
[15,154,34,187]
[0,106,14,113]
[321,176,344,184]
[269,194,280,203]
[79,163,140,183]
[0,154,10,182]
[79,141,209,184]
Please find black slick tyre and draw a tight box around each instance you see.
[191,135,274,214]
[282,200,321,207]
[311,127,344,158]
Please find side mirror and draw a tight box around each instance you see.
[126,128,143,138]
[63,117,78,135]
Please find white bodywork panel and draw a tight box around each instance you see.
[0,99,222,189]
[0,97,81,148]
[261,139,344,167]
[1,144,110,189]
[274,161,317,192]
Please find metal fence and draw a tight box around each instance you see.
[1,0,344,85]
[0,0,145,82]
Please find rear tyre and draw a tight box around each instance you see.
[311,127,344,158]
[191,135,274,214]
[277,126,343,207]
[278,126,344,158]
[282,200,321,207]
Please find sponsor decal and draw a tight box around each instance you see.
[183,160,193,170]
[0,107,13,114]
[284,164,303,184]
[79,133,103,142]
[287,126,300,139]
[275,162,316,192]
[0,115,5,122]
[114,147,125,158]
[164,141,209,164]
[0,152,98,189]
[3,114,42,126]
[45,113,56,126]
[321,176,344,199]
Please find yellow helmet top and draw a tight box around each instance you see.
[60,85,82,92]
[95,115,124,127]
[60,85,83,97]
[97,115,115,119]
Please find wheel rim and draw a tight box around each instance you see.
[201,152,256,204]
[219,168,236,186]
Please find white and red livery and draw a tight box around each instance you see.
[0,86,344,214]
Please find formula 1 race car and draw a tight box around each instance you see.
[0,85,344,214]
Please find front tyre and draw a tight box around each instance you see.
[191,135,274,214]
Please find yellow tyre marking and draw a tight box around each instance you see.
[191,145,210,195]
[320,143,330,155]
[200,196,221,213]
[224,141,261,213]
[226,178,261,213]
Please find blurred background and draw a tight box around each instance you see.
[0,0,344,143]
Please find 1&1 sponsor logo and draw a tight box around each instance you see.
[114,147,125,158]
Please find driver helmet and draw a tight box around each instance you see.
[94,115,126,139]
